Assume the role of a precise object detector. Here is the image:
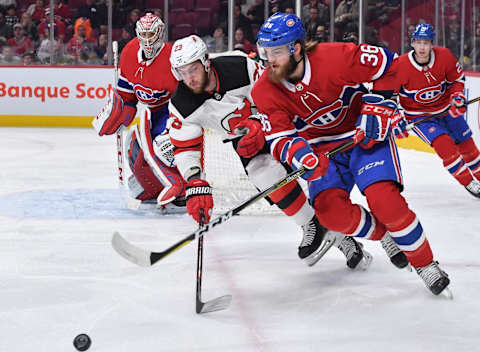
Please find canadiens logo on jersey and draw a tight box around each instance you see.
[297,86,363,130]
[413,83,445,104]
[133,83,170,104]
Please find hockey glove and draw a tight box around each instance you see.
[283,137,329,181]
[449,91,467,117]
[235,117,266,158]
[391,111,409,139]
[354,94,397,148]
[92,88,136,136]
[186,179,214,224]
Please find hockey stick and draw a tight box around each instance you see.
[111,167,306,267]
[325,96,480,158]
[112,41,125,187]
[196,212,232,314]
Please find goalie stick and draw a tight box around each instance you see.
[195,213,232,314]
[112,40,126,187]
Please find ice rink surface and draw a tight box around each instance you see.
[0,128,479,352]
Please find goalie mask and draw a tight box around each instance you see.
[136,13,165,60]
[170,35,210,81]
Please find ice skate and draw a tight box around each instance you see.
[465,179,480,198]
[336,236,373,270]
[298,216,337,266]
[380,234,410,269]
[415,261,452,298]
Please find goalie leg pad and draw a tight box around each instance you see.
[127,131,164,201]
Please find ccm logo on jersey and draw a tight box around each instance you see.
[133,83,169,104]
[414,83,444,104]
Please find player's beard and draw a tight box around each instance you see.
[187,71,209,94]
[268,57,295,84]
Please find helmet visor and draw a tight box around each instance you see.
[257,44,290,61]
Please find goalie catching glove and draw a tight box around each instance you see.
[186,178,214,224]
[235,116,266,158]
[449,91,467,117]
[92,88,136,136]
[354,94,397,148]
[282,137,329,181]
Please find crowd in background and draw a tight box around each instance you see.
[0,0,479,70]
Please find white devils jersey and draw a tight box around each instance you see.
[168,55,264,178]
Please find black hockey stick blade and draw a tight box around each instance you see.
[196,294,233,314]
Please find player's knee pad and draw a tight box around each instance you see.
[364,181,410,229]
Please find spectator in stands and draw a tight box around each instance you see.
[22,51,35,65]
[4,4,18,27]
[124,8,140,37]
[304,6,321,41]
[335,0,359,38]
[53,0,72,25]
[65,20,95,64]
[446,16,461,58]
[234,4,253,43]
[315,24,327,43]
[204,26,226,53]
[20,12,38,43]
[302,0,329,24]
[0,11,12,42]
[73,17,96,43]
[93,32,107,64]
[76,0,106,31]
[26,0,45,25]
[0,44,20,64]
[234,27,256,55]
[246,0,264,26]
[8,23,34,55]
[117,26,132,54]
[36,34,63,63]
[38,9,66,43]
[342,31,358,44]
[284,7,294,14]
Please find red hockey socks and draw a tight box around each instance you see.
[432,134,472,186]
[364,181,433,268]
[458,137,480,179]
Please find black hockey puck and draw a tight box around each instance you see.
[73,333,91,351]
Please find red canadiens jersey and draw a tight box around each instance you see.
[252,42,395,160]
[116,38,178,110]
[374,46,465,119]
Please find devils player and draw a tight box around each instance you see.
[243,13,451,295]
[167,34,371,268]
[374,23,480,198]
[92,13,186,209]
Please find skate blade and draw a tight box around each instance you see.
[405,263,413,272]
[355,248,373,271]
[440,286,454,300]
[304,237,336,267]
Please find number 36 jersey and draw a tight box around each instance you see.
[252,43,395,159]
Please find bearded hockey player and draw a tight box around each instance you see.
[167,34,372,269]
[242,13,450,296]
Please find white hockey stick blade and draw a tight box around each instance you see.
[111,232,151,267]
[440,287,454,300]
[198,294,232,314]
